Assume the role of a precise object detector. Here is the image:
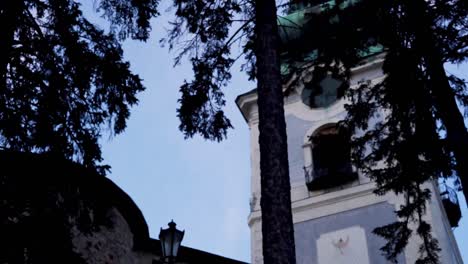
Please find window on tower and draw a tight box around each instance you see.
[304,125,357,191]
[301,74,346,109]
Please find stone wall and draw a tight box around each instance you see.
[71,207,153,264]
[0,150,155,264]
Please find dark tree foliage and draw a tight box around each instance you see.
[1,1,159,263]
[286,0,467,262]
[163,0,246,141]
[0,0,159,173]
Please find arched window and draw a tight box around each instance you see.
[304,125,357,191]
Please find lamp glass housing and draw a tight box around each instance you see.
[159,220,184,260]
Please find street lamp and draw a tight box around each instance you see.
[159,220,185,264]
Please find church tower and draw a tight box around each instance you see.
[236,1,463,263]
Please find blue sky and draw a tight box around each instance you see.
[82,3,467,262]
[93,7,252,261]
[100,36,253,262]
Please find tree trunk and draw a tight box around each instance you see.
[413,0,468,206]
[254,1,296,264]
[426,56,468,206]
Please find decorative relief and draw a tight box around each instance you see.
[332,236,349,254]
[317,226,370,264]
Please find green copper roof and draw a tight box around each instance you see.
[278,0,383,76]
[278,8,311,45]
[278,0,363,45]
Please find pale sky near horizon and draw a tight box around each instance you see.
[81,3,467,262]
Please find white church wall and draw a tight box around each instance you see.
[294,201,405,264]
[239,55,462,264]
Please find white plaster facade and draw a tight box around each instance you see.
[236,56,463,264]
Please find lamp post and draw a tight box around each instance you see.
[159,220,184,264]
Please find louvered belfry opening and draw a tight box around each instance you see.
[305,125,357,191]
